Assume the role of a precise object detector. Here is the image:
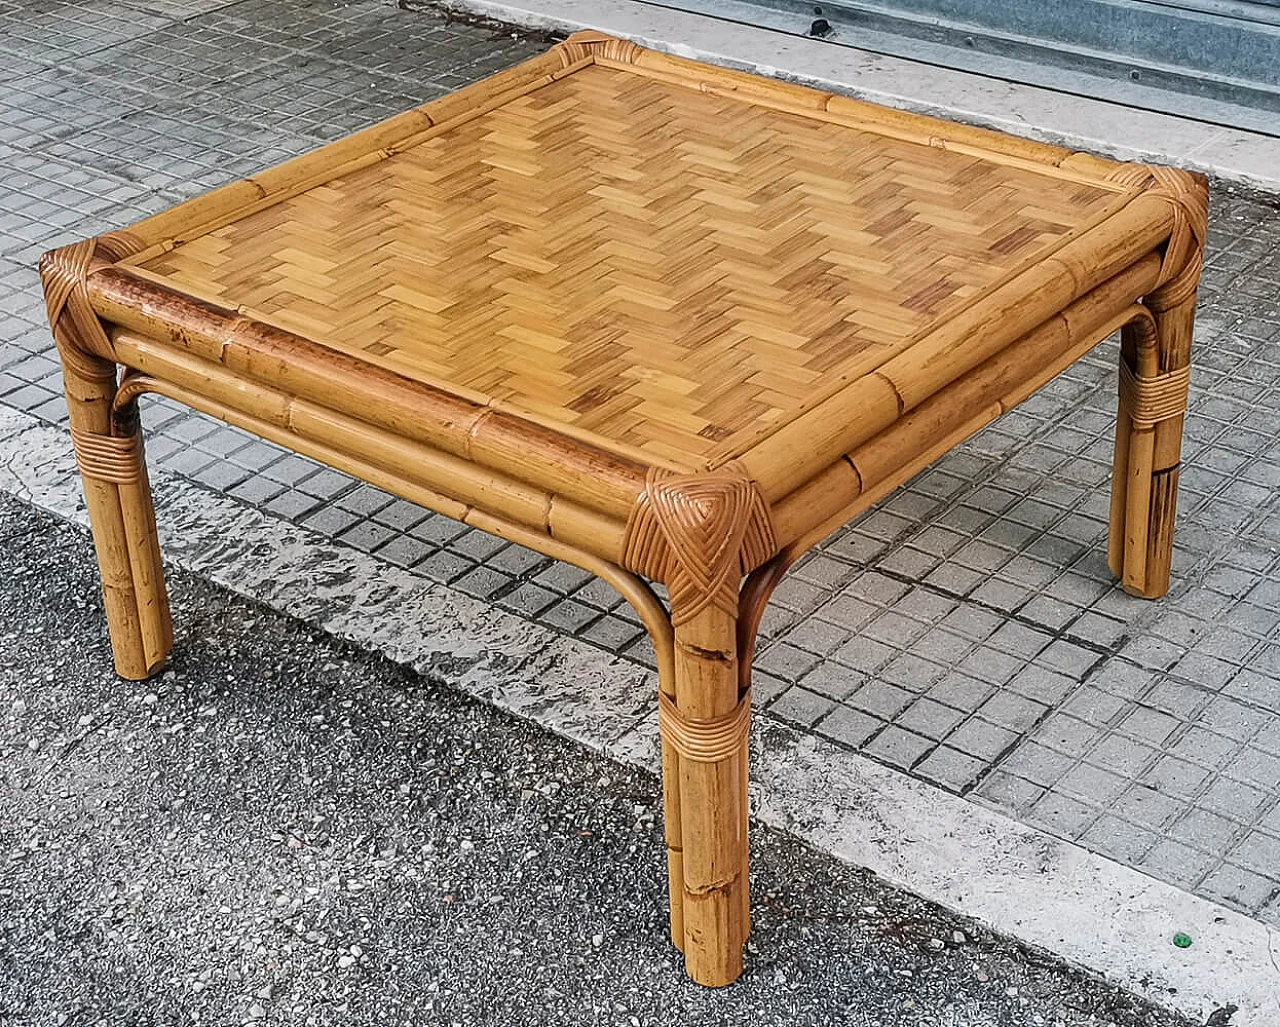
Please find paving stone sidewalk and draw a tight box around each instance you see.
[2,0,1280,930]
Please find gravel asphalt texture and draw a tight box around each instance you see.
[0,492,1204,1027]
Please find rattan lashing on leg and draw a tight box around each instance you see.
[69,424,144,485]
[1117,360,1192,428]
[657,689,751,765]
[658,683,753,965]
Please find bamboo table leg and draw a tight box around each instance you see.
[42,241,172,681]
[1107,168,1206,600]
[60,351,172,679]
[663,605,750,986]
[622,464,773,986]
[659,660,687,952]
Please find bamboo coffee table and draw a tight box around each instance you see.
[41,32,1206,987]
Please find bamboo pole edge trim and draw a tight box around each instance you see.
[658,689,750,764]
[703,188,1153,469]
[99,262,690,477]
[113,369,643,573]
[622,465,777,625]
[86,266,654,497]
[111,52,592,261]
[111,366,632,546]
[1119,361,1192,429]
[593,43,1135,185]
[69,426,142,485]
[766,284,1162,552]
[734,245,1163,507]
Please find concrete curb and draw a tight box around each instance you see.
[0,403,1272,1023]
[426,0,1280,191]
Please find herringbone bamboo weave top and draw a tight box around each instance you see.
[130,58,1129,467]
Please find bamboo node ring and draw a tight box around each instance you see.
[1119,361,1191,430]
[69,425,142,485]
[658,689,750,764]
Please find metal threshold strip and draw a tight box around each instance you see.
[636,0,1280,137]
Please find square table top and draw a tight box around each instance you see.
[80,32,1194,502]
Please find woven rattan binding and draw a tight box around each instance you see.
[556,29,642,66]
[1108,164,1207,309]
[1119,362,1192,429]
[41,233,144,375]
[623,465,776,625]
[69,426,142,484]
[658,689,751,764]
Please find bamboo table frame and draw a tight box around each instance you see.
[40,32,1205,987]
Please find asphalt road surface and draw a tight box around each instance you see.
[0,493,1195,1027]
